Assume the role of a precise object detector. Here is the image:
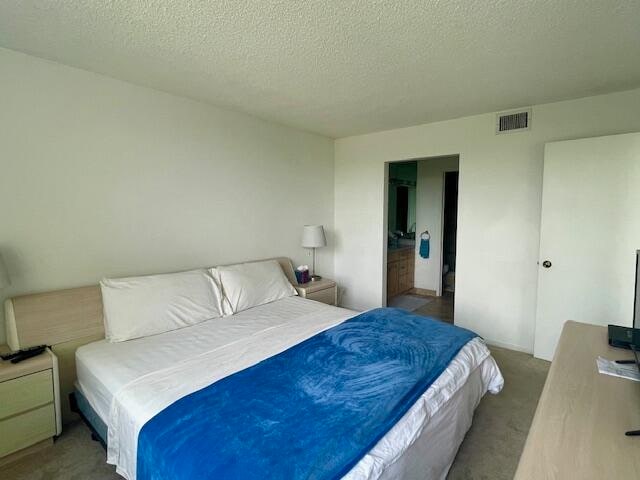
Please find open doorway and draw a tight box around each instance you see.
[442,171,458,295]
[385,156,459,323]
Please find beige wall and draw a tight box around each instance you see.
[0,48,335,344]
[3,45,640,354]
[335,88,640,352]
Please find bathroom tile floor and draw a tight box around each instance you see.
[413,291,454,323]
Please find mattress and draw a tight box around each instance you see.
[77,296,348,423]
[76,296,503,479]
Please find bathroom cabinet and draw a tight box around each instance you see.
[387,247,415,299]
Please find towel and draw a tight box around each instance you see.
[420,237,430,258]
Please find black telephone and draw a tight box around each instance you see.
[0,345,47,364]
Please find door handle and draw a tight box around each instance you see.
[542,260,552,268]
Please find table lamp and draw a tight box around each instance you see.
[302,225,326,281]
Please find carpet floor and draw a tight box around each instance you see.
[2,346,549,480]
[446,346,550,480]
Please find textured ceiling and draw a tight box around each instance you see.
[1,1,639,138]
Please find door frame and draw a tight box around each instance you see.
[382,154,461,306]
[434,171,446,297]
[382,162,390,306]
[439,169,460,297]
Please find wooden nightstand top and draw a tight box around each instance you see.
[295,278,336,294]
[0,345,54,383]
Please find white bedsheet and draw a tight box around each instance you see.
[75,297,503,480]
[77,296,346,423]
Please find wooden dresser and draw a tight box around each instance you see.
[514,321,640,480]
[387,247,415,299]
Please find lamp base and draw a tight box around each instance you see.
[311,275,322,281]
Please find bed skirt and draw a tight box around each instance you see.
[72,387,108,446]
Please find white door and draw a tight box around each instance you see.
[534,132,640,361]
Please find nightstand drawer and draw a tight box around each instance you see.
[0,370,53,420]
[306,287,336,305]
[0,404,56,457]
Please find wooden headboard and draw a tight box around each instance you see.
[3,257,297,424]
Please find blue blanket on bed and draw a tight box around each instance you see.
[137,308,477,480]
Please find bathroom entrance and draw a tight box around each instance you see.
[385,155,459,323]
[442,171,458,295]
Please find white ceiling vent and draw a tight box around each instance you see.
[496,108,531,134]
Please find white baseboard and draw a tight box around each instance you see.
[483,338,532,354]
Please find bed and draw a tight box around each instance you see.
[5,258,503,480]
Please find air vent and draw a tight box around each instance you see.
[496,108,531,134]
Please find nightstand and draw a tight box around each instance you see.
[295,278,337,306]
[0,345,61,463]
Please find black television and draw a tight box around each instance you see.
[634,250,640,329]
[608,251,640,348]
[623,251,640,436]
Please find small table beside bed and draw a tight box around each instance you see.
[4,257,503,480]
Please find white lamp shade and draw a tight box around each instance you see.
[302,225,327,248]
[0,254,10,289]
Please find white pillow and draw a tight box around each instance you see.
[101,269,224,342]
[215,260,297,314]
[209,267,234,316]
